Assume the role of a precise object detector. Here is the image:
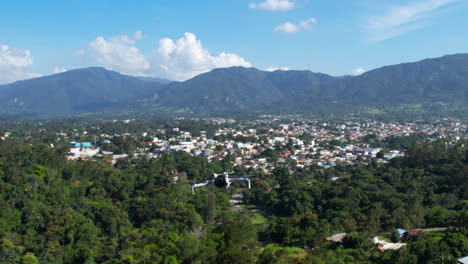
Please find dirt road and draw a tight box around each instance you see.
[230,191,244,212]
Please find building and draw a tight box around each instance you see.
[458,256,468,264]
[71,142,92,148]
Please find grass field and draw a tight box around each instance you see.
[241,204,268,225]
[424,231,446,241]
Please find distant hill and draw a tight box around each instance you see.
[138,77,172,85]
[320,53,468,106]
[0,54,467,118]
[158,67,284,112]
[0,67,162,117]
[157,67,335,113]
[156,54,468,114]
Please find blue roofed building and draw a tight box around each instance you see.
[397,229,406,237]
[72,142,92,148]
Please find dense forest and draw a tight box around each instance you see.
[0,123,467,263]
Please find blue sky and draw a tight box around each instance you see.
[0,0,467,84]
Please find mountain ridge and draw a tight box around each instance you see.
[0,67,162,117]
[0,54,467,118]
[156,53,468,114]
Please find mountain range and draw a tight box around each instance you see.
[0,67,164,118]
[0,54,467,118]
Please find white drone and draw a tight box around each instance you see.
[191,172,251,194]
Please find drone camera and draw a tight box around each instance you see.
[214,174,227,188]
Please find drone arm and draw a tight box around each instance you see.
[228,177,251,189]
[191,180,213,194]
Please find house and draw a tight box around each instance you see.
[404,229,423,237]
[458,256,468,264]
[71,142,92,148]
[397,228,406,237]
[372,237,407,252]
[326,233,346,243]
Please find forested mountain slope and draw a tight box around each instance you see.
[157,54,468,114]
[0,54,467,118]
[0,67,161,117]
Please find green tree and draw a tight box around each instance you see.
[21,253,39,264]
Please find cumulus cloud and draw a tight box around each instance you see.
[152,32,252,81]
[52,66,67,74]
[87,30,150,76]
[274,22,299,33]
[83,31,251,81]
[266,66,290,71]
[0,45,41,85]
[249,0,295,11]
[351,68,366,76]
[274,18,317,34]
[365,0,460,42]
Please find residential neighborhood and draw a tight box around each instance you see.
[29,117,466,175]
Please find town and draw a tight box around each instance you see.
[8,117,462,174]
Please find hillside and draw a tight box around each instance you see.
[138,77,173,85]
[333,53,468,105]
[157,67,336,113]
[0,67,162,117]
[157,54,468,114]
[158,67,284,112]
[0,54,467,118]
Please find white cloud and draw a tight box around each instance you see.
[0,45,41,85]
[274,22,299,33]
[266,66,290,71]
[365,0,460,42]
[351,68,366,76]
[134,30,144,40]
[152,32,252,81]
[299,18,317,29]
[274,18,317,34]
[87,30,150,76]
[52,66,67,74]
[83,31,252,81]
[249,0,295,11]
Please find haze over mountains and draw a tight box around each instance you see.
[0,54,467,118]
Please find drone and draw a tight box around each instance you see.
[191,172,251,194]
